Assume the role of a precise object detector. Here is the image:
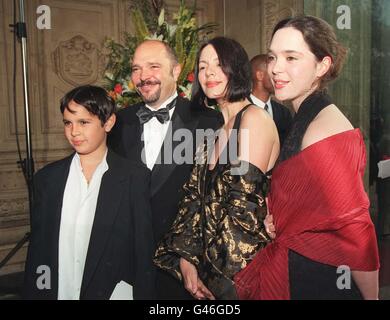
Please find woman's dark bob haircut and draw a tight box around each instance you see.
[191,36,252,108]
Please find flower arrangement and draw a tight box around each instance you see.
[103,0,217,108]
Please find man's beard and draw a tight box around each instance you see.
[136,80,162,104]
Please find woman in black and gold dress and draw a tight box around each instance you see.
[154,37,280,300]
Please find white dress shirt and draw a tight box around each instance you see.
[58,151,109,300]
[250,94,274,119]
[143,92,178,170]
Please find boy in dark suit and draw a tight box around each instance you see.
[24,85,155,300]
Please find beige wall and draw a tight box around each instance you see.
[213,0,304,58]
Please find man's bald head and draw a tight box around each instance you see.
[131,40,181,107]
[250,54,274,95]
[250,54,268,79]
[135,40,179,67]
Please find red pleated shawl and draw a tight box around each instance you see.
[234,129,380,300]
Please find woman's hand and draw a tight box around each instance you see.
[179,258,215,300]
[264,213,276,240]
[264,197,276,240]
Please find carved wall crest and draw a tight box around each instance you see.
[53,35,103,86]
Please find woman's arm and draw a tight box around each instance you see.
[352,270,379,300]
[179,258,215,300]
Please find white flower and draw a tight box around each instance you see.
[158,8,165,27]
[146,33,164,41]
[168,24,177,38]
[179,84,192,99]
[105,72,114,81]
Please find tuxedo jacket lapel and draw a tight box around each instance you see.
[80,151,126,295]
[42,154,73,297]
[150,112,183,196]
[110,104,145,164]
[124,109,145,164]
[150,99,199,197]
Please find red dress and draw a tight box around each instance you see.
[234,129,380,299]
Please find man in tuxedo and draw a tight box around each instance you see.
[250,54,292,146]
[24,85,155,300]
[108,40,223,299]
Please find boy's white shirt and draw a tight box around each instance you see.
[110,281,133,300]
[57,150,108,300]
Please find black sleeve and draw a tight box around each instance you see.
[129,166,156,300]
[278,106,293,147]
[107,113,126,157]
[283,106,293,128]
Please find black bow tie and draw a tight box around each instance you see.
[136,98,177,125]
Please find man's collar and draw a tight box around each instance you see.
[250,94,266,108]
[250,94,272,107]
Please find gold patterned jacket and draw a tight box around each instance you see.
[154,140,270,299]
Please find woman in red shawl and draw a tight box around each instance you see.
[234,16,380,300]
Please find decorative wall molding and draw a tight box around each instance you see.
[53,35,105,86]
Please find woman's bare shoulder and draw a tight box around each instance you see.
[302,104,354,149]
[240,105,277,132]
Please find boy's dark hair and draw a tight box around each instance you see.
[60,85,116,125]
[191,36,252,108]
